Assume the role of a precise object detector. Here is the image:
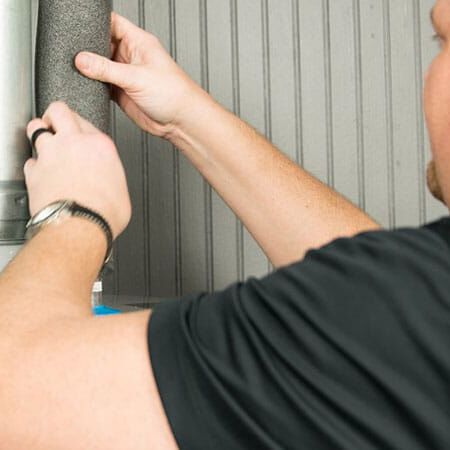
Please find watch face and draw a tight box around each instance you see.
[32,201,68,225]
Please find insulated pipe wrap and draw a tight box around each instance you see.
[36,0,112,134]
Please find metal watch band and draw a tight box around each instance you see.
[25,200,114,269]
[70,202,113,265]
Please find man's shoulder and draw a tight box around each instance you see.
[150,218,450,450]
[258,217,450,309]
[308,216,450,266]
[421,215,450,248]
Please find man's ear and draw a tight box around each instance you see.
[427,160,446,204]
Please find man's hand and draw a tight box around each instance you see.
[0,103,176,449]
[75,12,208,139]
[26,102,132,239]
[74,12,379,266]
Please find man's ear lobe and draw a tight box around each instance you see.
[427,160,446,204]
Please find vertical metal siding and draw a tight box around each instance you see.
[207,0,240,290]
[32,0,445,296]
[145,0,179,298]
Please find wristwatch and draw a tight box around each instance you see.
[25,200,113,266]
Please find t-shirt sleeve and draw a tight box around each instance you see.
[148,225,450,450]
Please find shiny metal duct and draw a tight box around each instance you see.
[0,1,32,243]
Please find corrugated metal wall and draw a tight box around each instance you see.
[37,0,449,297]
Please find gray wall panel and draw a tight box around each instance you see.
[359,1,391,226]
[144,0,179,297]
[235,0,270,279]
[297,1,330,184]
[389,0,422,227]
[267,1,298,165]
[329,0,361,205]
[174,0,211,295]
[109,0,147,295]
[206,0,240,289]
[92,0,445,295]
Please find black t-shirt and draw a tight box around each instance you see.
[149,218,450,449]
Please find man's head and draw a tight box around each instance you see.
[425,0,450,206]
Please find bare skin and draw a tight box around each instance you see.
[1,4,449,449]
[0,104,177,450]
[425,0,450,206]
[76,12,380,267]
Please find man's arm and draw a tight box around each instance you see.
[76,12,380,268]
[0,219,176,450]
[167,97,380,267]
[0,103,177,449]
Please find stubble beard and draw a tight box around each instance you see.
[427,160,446,204]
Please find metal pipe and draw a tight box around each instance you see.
[0,0,32,243]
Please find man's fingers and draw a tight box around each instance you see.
[23,158,37,180]
[111,12,142,42]
[27,118,50,140]
[30,102,100,144]
[73,112,100,134]
[111,41,118,58]
[75,52,134,90]
[27,118,54,154]
[42,102,80,134]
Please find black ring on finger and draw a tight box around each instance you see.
[30,128,55,150]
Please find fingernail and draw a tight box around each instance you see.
[77,53,91,71]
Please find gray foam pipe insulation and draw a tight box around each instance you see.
[0,0,111,264]
[36,0,112,134]
[0,0,112,272]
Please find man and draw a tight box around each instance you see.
[1,1,449,448]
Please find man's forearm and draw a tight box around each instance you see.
[170,95,380,267]
[0,218,105,340]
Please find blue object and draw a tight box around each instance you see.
[93,305,121,316]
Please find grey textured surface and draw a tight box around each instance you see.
[32,0,448,297]
[35,0,111,134]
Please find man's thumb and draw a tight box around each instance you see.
[75,52,132,89]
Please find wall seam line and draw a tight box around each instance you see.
[292,0,304,167]
[199,0,214,292]
[353,0,366,210]
[413,0,426,225]
[322,0,334,188]
[261,0,273,273]
[169,0,182,295]
[230,0,244,282]
[139,0,151,297]
[383,0,396,229]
